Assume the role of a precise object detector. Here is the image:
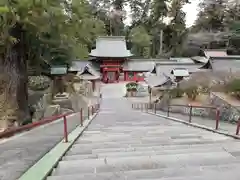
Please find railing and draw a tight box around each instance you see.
[63,103,100,142]
[0,103,101,141]
[132,102,240,136]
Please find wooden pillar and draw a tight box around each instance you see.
[115,71,118,82]
[92,80,95,91]
[133,72,136,81]
[103,70,107,82]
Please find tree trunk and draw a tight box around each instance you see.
[0,24,29,127]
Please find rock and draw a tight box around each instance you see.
[44,105,61,118]
[61,108,74,114]
[52,99,73,111]
[54,93,70,99]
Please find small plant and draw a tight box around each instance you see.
[169,88,184,98]
[185,86,199,100]
[199,85,210,94]
[126,82,138,92]
[28,76,51,91]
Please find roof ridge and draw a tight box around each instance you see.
[97,36,126,39]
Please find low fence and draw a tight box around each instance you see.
[210,92,240,123]
[63,103,100,142]
[0,103,101,140]
[132,102,240,136]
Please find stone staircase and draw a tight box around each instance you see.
[46,98,240,180]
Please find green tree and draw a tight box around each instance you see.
[129,25,151,57]
[164,0,189,56]
[194,0,226,32]
[0,0,105,124]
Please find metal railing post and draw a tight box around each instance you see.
[92,106,94,115]
[236,118,240,135]
[88,106,90,119]
[189,105,192,123]
[154,103,156,114]
[80,108,83,126]
[215,108,220,130]
[167,104,170,117]
[63,115,68,142]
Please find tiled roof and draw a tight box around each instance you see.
[123,60,155,72]
[76,65,100,80]
[204,49,228,58]
[89,36,133,57]
[156,63,203,77]
[130,58,169,61]
[169,57,195,64]
[145,74,172,88]
[69,61,89,72]
[172,69,189,77]
[191,56,209,63]
[210,58,240,72]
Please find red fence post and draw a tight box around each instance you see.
[189,105,192,123]
[236,118,240,135]
[80,108,83,126]
[63,115,68,142]
[215,108,220,130]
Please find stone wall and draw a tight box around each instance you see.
[209,92,240,123]
[155,92,240,123]
[31,93,60,122]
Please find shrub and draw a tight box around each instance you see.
[225,79,240,98]
[184,86,199,100]
[199,85,210,94]
[126,82,138,92]
[28,76,51,91]
[169,88,184,98]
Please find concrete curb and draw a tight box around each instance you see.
[18,110,100,180]
[147,111,240,140]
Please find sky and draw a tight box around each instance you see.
[182,0,200,27]
[124,0,200,28]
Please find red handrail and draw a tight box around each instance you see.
[0,112,72,139]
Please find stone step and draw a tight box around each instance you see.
[48,162,240,180]
[66,141,229,156]
[52,151,236,176]
[63,146,225,161]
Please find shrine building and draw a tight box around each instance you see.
[89,36,132,83]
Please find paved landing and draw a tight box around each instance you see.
[47,95,240,180]
[0,113,87,180]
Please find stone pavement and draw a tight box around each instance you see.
[0,111,89,180]
[46,84,240,180]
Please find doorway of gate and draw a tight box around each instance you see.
[102,71,119,83]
